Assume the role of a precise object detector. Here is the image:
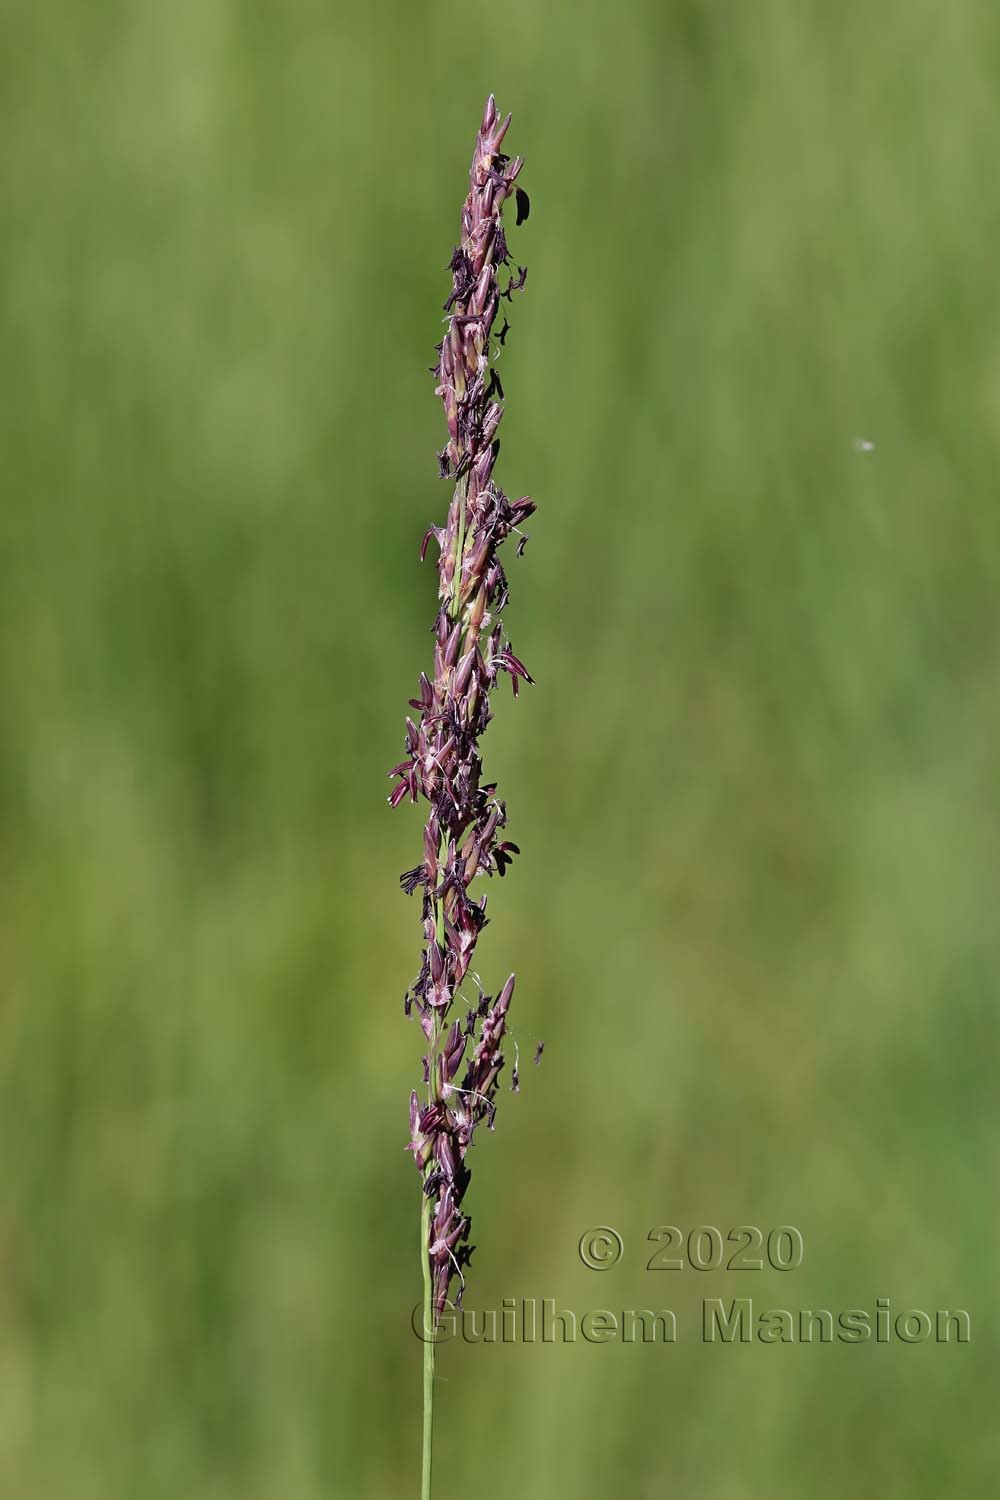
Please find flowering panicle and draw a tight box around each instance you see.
[390,95,533,1323]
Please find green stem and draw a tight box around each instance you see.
[450,476,468,618]
[422,525,466,1498]
[420,853,448,1500]
[420,1187,434,1500]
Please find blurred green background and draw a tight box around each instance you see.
[1,0,997,1495]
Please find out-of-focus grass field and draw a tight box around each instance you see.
[2,1,998,1495]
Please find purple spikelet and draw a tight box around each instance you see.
[390,96,533,1323]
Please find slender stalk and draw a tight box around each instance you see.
[420,948,442,1498]
[450,474,468,617]
[420,1188,434,1500]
